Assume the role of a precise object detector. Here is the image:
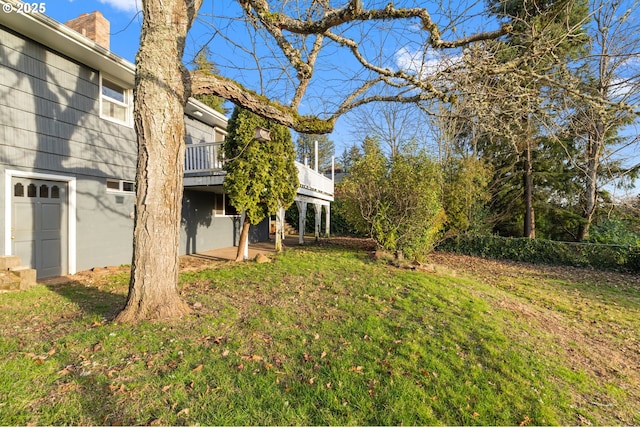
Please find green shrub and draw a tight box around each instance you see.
[587,217,640,246]
[438,234,640,273]
[337,139,444,261]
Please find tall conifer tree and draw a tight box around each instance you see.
[481,0,590,238]
[224,107,298,260]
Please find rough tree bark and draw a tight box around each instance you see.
[116,0,201,322]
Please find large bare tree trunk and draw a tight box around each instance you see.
[116,0,201,322]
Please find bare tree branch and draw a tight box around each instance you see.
[191,71,336,132]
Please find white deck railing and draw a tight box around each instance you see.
[184,143,334,200]
[295,161,334,201]
[185,142,224,173]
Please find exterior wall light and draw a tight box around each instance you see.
[254,127,271,142]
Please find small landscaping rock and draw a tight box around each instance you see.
[370,250,393,261]
[254,253,272,264]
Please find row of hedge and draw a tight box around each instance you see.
[437,234,640,273]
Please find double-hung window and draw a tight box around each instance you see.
[100,76,131,126]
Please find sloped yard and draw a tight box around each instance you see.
[0,238,638,425]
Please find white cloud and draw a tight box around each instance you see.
[97,0,142,14]
[395,46,460,78]
[608,77,639,100]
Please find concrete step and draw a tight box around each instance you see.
[9,266,37,290]
[283,223,298,235]
[0,255,21,270]
[0,270,20,291]
[0,256,37,291]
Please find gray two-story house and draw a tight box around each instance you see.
[0,1,333,281]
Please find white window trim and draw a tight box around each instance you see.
[106,178,135,194]
[99,74,133,127]
[4,169,77,275]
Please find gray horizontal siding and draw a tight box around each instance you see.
[180,190,269,255]
[186,115,217,145]
[1,28,97,94]
[73,174,136,271]
[180,190,239,254]
[1,25,137,181]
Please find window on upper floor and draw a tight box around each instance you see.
[100,75,132,126]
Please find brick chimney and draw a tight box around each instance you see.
[64,11,110,50]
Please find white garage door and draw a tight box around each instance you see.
[11,177,68,278]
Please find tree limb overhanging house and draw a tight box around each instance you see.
[0,3,333,286]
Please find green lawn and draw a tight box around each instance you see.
[0,240,638,425]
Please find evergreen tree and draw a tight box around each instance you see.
[338,144,362,173]
[224,107,298,260]
[478,0,590,238]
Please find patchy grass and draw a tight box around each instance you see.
[0,239,638,425]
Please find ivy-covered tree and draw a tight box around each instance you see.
[223,107,298,261]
